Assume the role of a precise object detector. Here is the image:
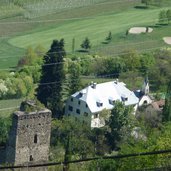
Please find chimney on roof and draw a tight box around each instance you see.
[91,82,97,89]
[114,79,119,84]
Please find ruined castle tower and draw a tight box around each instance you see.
[6,100,52,166]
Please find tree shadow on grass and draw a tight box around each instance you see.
[76,49,89,53]
[9,66,17,72]
[101,41,109,44]
[134,6,148,9]
[156,23,169,26]
[148,25,160,28]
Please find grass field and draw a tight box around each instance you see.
[8,7,171,56]
[0,0,171,69]
[0,98,22,118]
[9,8,160,49]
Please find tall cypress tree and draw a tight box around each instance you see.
[36,39,66,118]
[68,62,81,95]
[163,81,171,122]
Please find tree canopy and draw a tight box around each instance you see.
[81,37,91,51]
[36,39,66,117]
[163,80,171,122]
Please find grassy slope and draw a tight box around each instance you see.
[0,99,22,117]
[0,0,140,68]
[0,0,171,69]
[8,7,169,52]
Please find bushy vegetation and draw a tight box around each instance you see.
[0,46,44,100]
[0,116,12,146]
[1,0,171,169]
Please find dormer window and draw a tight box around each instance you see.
[109,97,115,105]
[79,92,83,97]
[96,101,103,107]
[121,95,128,102]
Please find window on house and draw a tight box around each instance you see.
[121,96,128,102]
[94,113,98,118]
[159,104,163,109]
[109,99,115,105]
[34,134,38,144]
[76,109,80,114]
[71,98,73,102]
[86,104,88,108]
[68,106,73,111]
[78,101,81,105]
[96,102,103,107]
[84,112,88,117]
[143,100,148,105]
[30,155,33,161]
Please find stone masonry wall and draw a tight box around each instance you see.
[6,109,51,166]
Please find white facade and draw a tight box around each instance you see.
[138,95,152,107]
[136,77,153,107]
[65,81,139,128]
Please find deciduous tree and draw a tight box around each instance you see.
[107,101,134,150]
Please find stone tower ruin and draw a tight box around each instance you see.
[6,100,52,166]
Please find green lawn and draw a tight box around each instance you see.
[0,98,22,118]
[0,39,24,69]
[0,0,140,69]
[8,7,171,55]
[9,8,160,50]
[0,1,171,69]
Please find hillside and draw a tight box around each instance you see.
[0,0,171,69]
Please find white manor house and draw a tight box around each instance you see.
[65,79,151,128]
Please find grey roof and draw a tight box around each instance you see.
[72,81,139,113]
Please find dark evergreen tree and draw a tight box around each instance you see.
[81,37,91,51]
[68,62,81,95]
[163,81,171,122]
[36,39,66,118]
